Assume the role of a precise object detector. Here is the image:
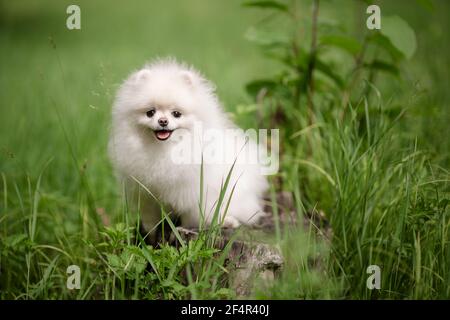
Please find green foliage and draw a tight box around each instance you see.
[319,35,363,55]
[242,0,449,299]
[243,0,288,12]
[380,15,417,59]
[0,0,449,300]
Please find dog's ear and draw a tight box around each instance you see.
[180,71,196,87]
[131,69,151,84]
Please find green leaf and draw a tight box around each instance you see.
[319,35,362,55]
[364,60,400,77]
[236,104,258,115]
[315,59,344,88]
[370,33,403,61]
[3,234,28,247]
[212,288,235,299]
[380,15,417,59]
[107,253,121,269]
[242,0,288,12]
[161,279,187,293]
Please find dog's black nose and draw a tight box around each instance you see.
[158,118,168,127]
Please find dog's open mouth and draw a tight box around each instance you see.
[154,129,173,141]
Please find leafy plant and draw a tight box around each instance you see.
[243,0,449,299]
[243,0,418,133]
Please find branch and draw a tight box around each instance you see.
[306,0,320,125]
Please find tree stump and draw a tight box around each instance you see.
[168,192,333,297]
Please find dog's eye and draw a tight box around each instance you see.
[172,111,182,118]
[146,109,155,118]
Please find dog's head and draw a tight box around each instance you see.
[113,59,224,143]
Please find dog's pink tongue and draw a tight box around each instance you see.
[156,131,171,140]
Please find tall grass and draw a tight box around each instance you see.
[1,0,449,299]
[252,92,449,299]
[240,0,449,299]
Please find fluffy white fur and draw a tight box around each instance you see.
[109,59,268,233]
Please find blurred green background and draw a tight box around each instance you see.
[0,0,449,299]
[1,0,448,184]
[0,0,280,211]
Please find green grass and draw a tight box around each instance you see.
[0,0,449,299]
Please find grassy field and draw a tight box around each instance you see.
[0,0,449,299]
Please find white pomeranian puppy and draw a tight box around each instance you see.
[109,59,268,238]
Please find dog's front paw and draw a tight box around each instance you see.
[222,216,241,229]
